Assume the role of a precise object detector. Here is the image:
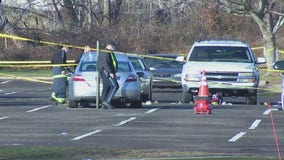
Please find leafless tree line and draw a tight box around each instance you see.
[0,0,283,68]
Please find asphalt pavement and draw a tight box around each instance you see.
[0,79,283,159]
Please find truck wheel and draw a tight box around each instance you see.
[246,90,257,105]
[130,100,142,108]
[69,100,78,108]
[182,91,193,103]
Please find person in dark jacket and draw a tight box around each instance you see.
[50,45,69,104]
[96,40,119,109]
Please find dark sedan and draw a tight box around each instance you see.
[143,54,185,89]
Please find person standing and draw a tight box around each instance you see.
[50,45,69,104]
[82,45,94,61]
[96,40,119,109]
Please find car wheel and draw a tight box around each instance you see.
[130,100,142,108]
[149,80,153,101]
[140,94,147,102]
[246,90,257,105]
[182,90,193,103]
[141,81,153,102]
[141,90,153,102]
[69,100,78,108]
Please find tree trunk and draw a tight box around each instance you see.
[249,10,276,69]
[63,0,79,29]
[102,0,110,26]
[0,4,24,48]
[263,30,276,69]
[3,19,25,48]
[82,0,93,30]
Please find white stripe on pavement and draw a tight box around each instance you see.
[228,132,247,142]
[114,117,136,127]
[4,92,16,95]
[263,109,278,115]
[72,130,102,141]
[145,108,159,114]
[0,117,9,120]
[1,80,10,84]
[26,105,51,113]
[249,119,261,130]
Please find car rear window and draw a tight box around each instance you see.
[80,62,97,71]
[189,46,252,63]
[79,61,131,72]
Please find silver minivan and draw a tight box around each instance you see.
[68,52,142,108]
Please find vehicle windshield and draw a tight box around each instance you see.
[144,56,184,68]
[79,61,131,72]
[189,46,253,63]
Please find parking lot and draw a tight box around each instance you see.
[0,79,283,159]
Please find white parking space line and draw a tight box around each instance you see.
[228,132,247,142]
[0,117,9,120]
[263,109,278,115]
[145,108,159,114]
[72,130,102,141]
[1,80,10,84]
[4,92,16,95]
[249,119,261,130]
[114,117,136,127]
[26,105,51,113]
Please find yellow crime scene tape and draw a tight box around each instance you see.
[0,73,52,84]
[0,63,76,68]
[0,60,75,64]
[0,33,283,94]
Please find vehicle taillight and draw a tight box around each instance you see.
[125,75,137,82]
[73,75,85,81]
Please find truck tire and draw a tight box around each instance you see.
[182,90,193,103]
[69,100,78,108]
[130,100,142,108]
[246,90,257,105]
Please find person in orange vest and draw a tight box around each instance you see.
[96,40,119,109]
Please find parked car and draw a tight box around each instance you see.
[273,61,284,70]
[143,54,185,89]
[68,51,142,108]
[128,55,153,102]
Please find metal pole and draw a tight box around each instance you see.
[96,40,100,109]
[149,0,152,30]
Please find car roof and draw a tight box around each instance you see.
[193,40,249,47]
[126,54,143,59]
[145,53,180,58]
[80,51,130,61]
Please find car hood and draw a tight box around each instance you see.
[152,67,182,74]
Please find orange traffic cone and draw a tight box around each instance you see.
[194,70,212,114]
[198,71,209,97]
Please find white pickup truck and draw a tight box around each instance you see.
[181,40,266,105]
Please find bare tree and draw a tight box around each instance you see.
[220,0,284,69]
[101,0,122,25]
[0,2,25,48]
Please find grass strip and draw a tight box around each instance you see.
[0,146,280,160]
